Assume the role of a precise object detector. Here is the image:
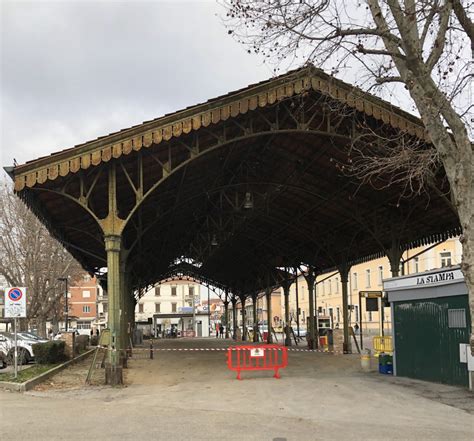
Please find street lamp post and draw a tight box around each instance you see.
[58,277,69,331]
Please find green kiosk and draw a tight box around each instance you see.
[384,265,473,389]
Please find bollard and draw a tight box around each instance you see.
[360,349,371,372]
[150,342,154,359]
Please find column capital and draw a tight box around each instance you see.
[337,263,351,282]
[104,234,122,253]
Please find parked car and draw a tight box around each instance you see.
[0,332,36,365]
[18,332,48,343]
[0,345,7,369]
[292,327,307,338]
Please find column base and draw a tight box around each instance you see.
[343,343,352,354]
[120,353,128,369]
[105,363,123,385]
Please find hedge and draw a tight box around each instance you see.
[32,341,67,364]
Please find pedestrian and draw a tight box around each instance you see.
[220,325,225,338]
[354,323,359,334]
[215,323,220,338]
[90,329,94,337]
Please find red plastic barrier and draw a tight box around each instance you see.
[227,345,288,380]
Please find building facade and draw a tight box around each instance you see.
[135,279,202,337]
[284,237,462,335]
[68,274,99,335]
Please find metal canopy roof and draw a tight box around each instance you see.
[11,66,460,294]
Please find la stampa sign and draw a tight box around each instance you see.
[5,287,27,318]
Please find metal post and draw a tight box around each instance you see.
[14,317,18,379]
[380,297,385,337]
[65,278,69,332]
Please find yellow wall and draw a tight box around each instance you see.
[285,238,461,333]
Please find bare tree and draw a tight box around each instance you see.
[0,183,83,336]
[223,0,473,348]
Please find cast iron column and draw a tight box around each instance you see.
[224,293,229,339]
[231,296,237,340]
[304,267,317,350]
[265,287,273,344]
[104,234,123,385]
[339,264,352,354]
[283,276,292,347]
[294,266,300,339]
[252,293,259,342]
[240,295,247,341]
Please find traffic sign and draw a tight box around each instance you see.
[359,290,383,298]
[5,287,27,318]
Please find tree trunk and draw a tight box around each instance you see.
[407,78,474,354]
[37,316,47,338]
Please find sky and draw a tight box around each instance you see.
[0,0,272,171]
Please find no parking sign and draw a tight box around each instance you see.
[5,287,27,318]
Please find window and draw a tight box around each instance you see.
[103,304,108,313]
[336,307,340,323]
[155,286,160,296]
[171,286,177,296]
[322,282,325,296]
[82,290,91,298]
[301,285,304,300]
[171,303,177,313]
[328,280,332,294]
[353,272,358,290]
[155,303,161,313]
[189,286,194,296]
[414,257,419,273]
[138,303,144,313]
[302,310,305,321]
[448,309,466,328]
[335,277,339,294]
[366,269,371,288]
[440,252,452,268]
[83,274,91,281]
[77,321,91,329]
[378,266,383,285]
[82,305,91,313]
[354,305,359,322]
[318,306,323,314]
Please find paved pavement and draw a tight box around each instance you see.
[1,338,473,440]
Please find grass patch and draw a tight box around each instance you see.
[0,364,60,383]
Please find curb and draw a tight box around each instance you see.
[0,348,96,392]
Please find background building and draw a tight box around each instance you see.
[284,237,462,337]
[135,279,204,337]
